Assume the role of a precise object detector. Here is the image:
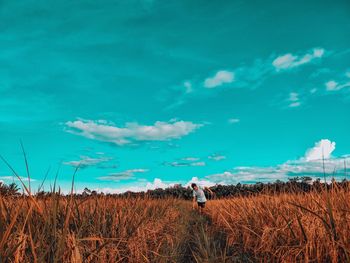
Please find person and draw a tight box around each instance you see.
[191,183,214,214]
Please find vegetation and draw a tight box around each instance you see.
[0,178,349,262]
[207,184,350,262]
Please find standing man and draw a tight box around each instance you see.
[191,183,214,214]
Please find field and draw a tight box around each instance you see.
[0,185,349,262]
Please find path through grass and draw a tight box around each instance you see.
[178,203,253,263]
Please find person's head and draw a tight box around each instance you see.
[191,183,198,190]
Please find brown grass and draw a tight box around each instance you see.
[206,185,350,262]
[0,195,188,262]
[1,186,349,262]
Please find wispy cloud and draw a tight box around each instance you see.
[165,161,206,167]
[65,119,202,146]
[98,169,148,181]
[182,157,200,161]
[310,88,317,94]
[228,118,240,124]
[272,48,325,71]
[72,140,347,193]
[0,176,36,182]
[63,155,113,168]
[325,78,350,91]
[288,92,301,107]
[204,70,235,88]
[184,81,193,93]
[318,70,350,94]
[166,47,326,110]
[208,154,226,161]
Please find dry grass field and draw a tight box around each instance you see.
[207,186,350,262]
[0,185,349,262]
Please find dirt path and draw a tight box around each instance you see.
[176,203,254,263]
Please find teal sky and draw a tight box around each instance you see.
[1,0,350,193]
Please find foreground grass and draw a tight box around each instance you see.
[207,186,350,262]
[1,186,349,262]
[0,196,190,262]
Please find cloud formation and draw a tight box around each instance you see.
[272,48,325,71]
[208,154,226,161]
[204,70,235,88]
[165,161,206,167]
[86,177,215,194]
[228,118,240,124]
[206,139,343,184]
[325,80,350,91]
[66,119,202,146]
[71,139,346,193]
[182,157,200,161]
[288,92,301,107]
[166,47,326,110]
[63,155,113,168]
[324,71,350,92]
[183,81,193,93]
[0,176,36,182]
[206,156,347,185]
[304,139,336,161]
[98,168,148,181]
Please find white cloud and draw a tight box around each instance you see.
[71,138,347,193]
[63,155,113,168]
[167,161,206,167]
[325,80,350,91]
[326,81,338,91]
[310,88,317,94]
[191,162,206,166]
[0,176,36,182]
[228,118,240,124]
[273,48,325,71]
[166,48,327,111]
[206,139,344,185]
[289,102,301,107]
[127,168,149,173]
[185,177,216,188]
[66,119,202,146]
[88,178,178,194]
[204,70,235,88]
[205,158,344,185]
[325,71,350,91]
[98,168,148,181]
[289,92,299,101]
[288,92,301,107]
[304,139,336,161]
[72,140,346,193]
[182,157,200,161]
[206,168,284,185]
[206,158,347,185]
[208,154,226,161]
[184,81,192,93]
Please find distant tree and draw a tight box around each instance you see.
[0,182,20,196]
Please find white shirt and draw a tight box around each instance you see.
[193,186,207,202]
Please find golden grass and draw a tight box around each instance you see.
[1,186,349,262]
[0,195,188,262]
[206,186,350,262]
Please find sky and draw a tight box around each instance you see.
[0,0,350,193]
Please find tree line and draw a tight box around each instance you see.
[1,176,348,199]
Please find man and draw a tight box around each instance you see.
[191,183,214,214]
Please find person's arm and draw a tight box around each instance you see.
[204,186,214,196]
